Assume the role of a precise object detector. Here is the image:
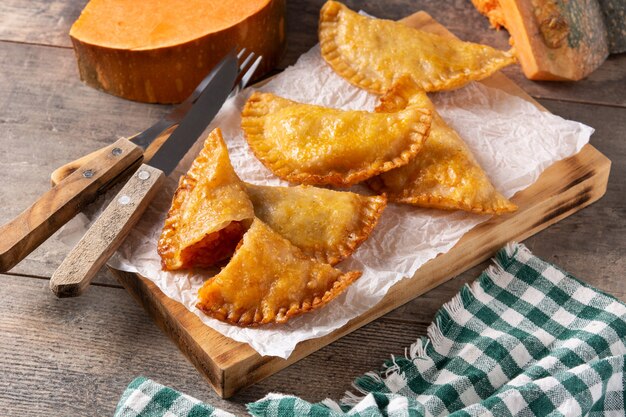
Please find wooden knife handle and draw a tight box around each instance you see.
[49,147,107,188]
[0,138,143,272]
[50,164,165,297]
[50,126,174,187]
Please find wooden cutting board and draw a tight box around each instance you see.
[109,12,611,398]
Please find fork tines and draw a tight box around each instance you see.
[232,48,263,97]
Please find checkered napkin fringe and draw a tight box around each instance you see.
[114,243,626,417]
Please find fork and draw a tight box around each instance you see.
[48,50,263,297]
[49,49,262,186]
[0,49,262,275]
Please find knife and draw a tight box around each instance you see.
[49,52,242,297]
[48,48,257,187]
[0,52,246,274]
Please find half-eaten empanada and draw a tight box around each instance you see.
[369,77,517,215]
[241,91,431,186]
[158,128,254,270]
[245,184,387,265]
[196,219,361,326]
[319,0,516,94]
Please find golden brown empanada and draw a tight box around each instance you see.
[241,91,431,187]
[158,128,254,270]
[245,184,386,265]
[370,77,517,215]
[196,219,361,326]
[319,0,516,94]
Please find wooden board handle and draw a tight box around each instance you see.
[0,138,143,272]
[50,164,165,297]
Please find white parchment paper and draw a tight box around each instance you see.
[64,44,593,359]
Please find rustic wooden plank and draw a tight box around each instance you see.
[3,224,623,416]
[278,0,626,107]
[0,0,623,107]
[233,318,428,405]
[0,273,209,416]
[0,0,80,48]
[4,233,623,416]
[0,138,143,273]
[501,55,626,108]
[50,164,165,297]
[0,0,622,415]
[0,41,169,283]
[0,273,430,416]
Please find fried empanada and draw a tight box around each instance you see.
[196,219,361,326]
[241,92,431,187]
[158,128,254,270]
[319,1,516,94]
[369,77,517,215]
[245,184,386,265]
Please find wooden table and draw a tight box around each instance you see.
[0,1,624,415]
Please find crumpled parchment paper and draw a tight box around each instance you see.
[61,44,593,359]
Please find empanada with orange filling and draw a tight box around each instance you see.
[241,92,431,187]
[245,184,386,265]
[158,128,254,270]
[319,1,516,94]
[369,77,517,215]
[196,219,361,326]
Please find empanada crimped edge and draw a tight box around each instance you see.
[241,92,432,187]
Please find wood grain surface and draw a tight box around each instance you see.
[0,0,624,415]
[0,137,143,272]
[50,164,165,297]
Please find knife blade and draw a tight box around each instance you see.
[0,53,241,273]
[49,52,240,297]
[49,50,250,186]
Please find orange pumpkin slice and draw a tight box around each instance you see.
[319,0,516,94]
[471,0,610,81]
[70,0,286,103]
[370,77,517,215]
[158,128,254,270]
[196,219,361,326]
[241,91,431,187]
[245,184,387,265]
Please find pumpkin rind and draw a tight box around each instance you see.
[472,0,609,80]
[70,0,286,103]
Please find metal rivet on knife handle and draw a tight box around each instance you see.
[0,138,143,273]
[137,170,151,180]
[50,164,165,297]
[49,50,253,296]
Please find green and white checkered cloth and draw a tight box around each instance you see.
[115,243,626,417]
[114,377,235,417]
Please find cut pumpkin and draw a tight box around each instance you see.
[70,0,286,103]
[471,0,609,80]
